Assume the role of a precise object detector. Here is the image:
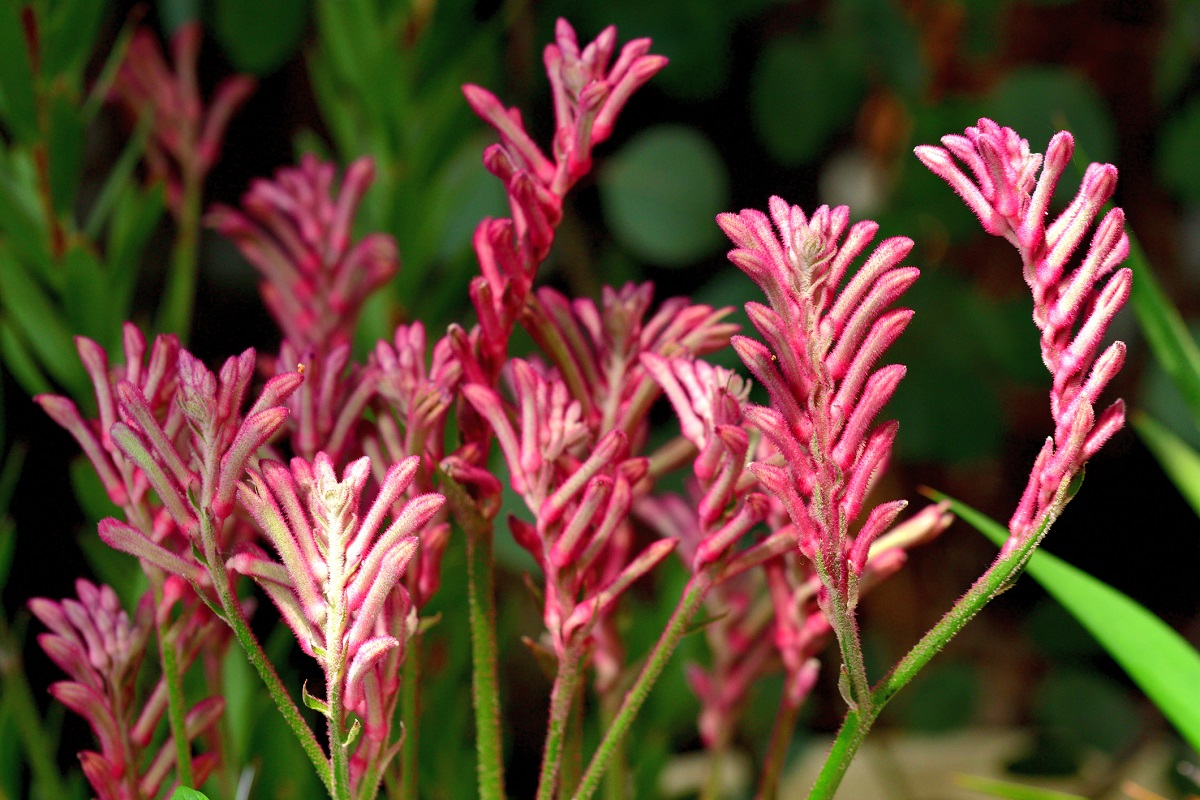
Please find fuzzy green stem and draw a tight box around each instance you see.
[398,631,422,800]
[466,517,507,800]
[200,515,334,796]
[755,695,802,800]
[156,169,202,340]
[699,736,728,800]
[537,646,583,800]
[598,689,626,800]
[560,678,584,799]
[808,516,1051,798]
[572,568,716,800]
[826,578,872,717]
[439,471,507,800]
[154,597,194,787]
[327,662,353,800]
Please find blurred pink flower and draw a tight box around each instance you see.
[111,22,254,215]
[30,580,224,799]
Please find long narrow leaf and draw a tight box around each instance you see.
[927,489,1200,753]
[83,111,153,239]
[1126,230,1200,425]
[1132,410,1200,518]
[954,774,1086,800]
[0,249,85,393]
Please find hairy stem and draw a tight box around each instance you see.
[598,688,626,800]
[439,470,507,800]
[154,587,194,787]
[572,568,716,800]
[398,631,422,800]
[537,645,583,800]
[156,169,201,340]
[808,515,1052,798]
[200,514,334,796]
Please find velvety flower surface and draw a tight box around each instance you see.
[916,119,1130,548]
[718,198,918,605]
[231,452,444,790]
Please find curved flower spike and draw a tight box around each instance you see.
[207,155,399,354]
[917,120,1131,549]
[718,198,917,603]
[232,452,444,790]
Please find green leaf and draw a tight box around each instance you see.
[84,111,153,239]
[301,681,330,716]
[0,248,85,393]
[63,245,113,344]
[40,0,106,82]
[47,92,86,216]
[215,0,310,75]
[931,491,1200,754]
[0,2,38,143]
[0,316,52,397]
[750,34,865,166]
[170,788,211,800]
[0,151,51,269]
[1125,229,1200,425]
[1132,411,1200,518]
[954,773,1086,800]
[894,660,978,733]
[1036,667,1140,755]
[599,125,729,266]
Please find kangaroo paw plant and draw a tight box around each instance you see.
[11,12,1140,800]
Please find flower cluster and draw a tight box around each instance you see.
[207,156,399,355]
[717,199,918,608]
[111,23,254,215]
[232,453,444,792]
[30,580,224,799]
[457,19,668,381]
[916,119,1131,549]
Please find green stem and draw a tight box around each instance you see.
[201,523,334,797]
[155,597,194,787]
[327,660,353,800]
[572,568,715,800]
[440,471,507,800]
[808,524,1048,798]
[398,631,421,800]
[699,736,728,800]
[466,517,507,800]
[827,580,872,716]
[156,169,201,340]
[755,695,802,800]
[598,688,626,800]
[536,646,582,800]
[560,677,584,800]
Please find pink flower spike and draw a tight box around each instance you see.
[111,23,254,215]
[98,518,199,581]
[561,538,678,642]
[920,120,1131,543]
